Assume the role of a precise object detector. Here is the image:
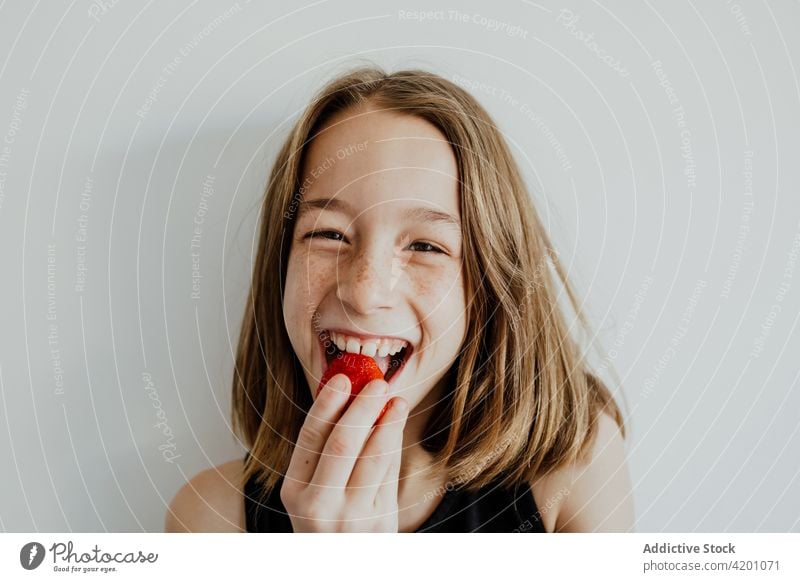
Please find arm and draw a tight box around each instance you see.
[553,411,636,532]
[164,459,246,532]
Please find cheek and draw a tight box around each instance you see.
[409,265,463,301]
[284,248,337,324]
[410,264,467,336]
[409,263,464,307]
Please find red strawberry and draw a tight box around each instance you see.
[317,352,389,421]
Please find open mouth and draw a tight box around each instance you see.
[319,329,413,384]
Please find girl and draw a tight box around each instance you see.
[166,66,634,533]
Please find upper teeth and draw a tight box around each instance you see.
[328,331,408,357]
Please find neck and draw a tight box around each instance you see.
[398,376,447,486]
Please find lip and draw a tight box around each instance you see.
[315,327,415,388]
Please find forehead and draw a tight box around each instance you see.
[301,106,459,213]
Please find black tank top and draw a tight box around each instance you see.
[243,453,547,533]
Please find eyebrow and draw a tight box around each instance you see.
[297,197,460,227]
[297,197,353,216]
[401,206,460,227]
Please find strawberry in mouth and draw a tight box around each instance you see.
[316,330,413,417]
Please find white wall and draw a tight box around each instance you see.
[0,0,798,532]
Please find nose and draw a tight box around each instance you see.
[335,244,398,315]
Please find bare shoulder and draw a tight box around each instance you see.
[531,410,635,533]
[164,459,246,532]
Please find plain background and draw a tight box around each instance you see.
[0,0,798,532]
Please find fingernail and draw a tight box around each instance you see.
[334,374,350,393]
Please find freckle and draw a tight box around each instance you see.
[356,260,370,283]
[305,460,309,464]
[414,270,451,297]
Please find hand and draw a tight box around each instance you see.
[280,373,409,532]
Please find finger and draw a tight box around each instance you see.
[284,373,351,488]
[348,396,409,504]
[311,378,392,489]
[374,399,407,510]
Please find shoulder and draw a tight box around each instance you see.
[164,459,246,532]
[531,410,635,532]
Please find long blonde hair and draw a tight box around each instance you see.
[232,65,626,499]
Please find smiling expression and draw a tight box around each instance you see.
[282,103,467,411]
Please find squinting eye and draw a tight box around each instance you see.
[408,241,444,254]
[303,231,444,254]
[303,230,346,242]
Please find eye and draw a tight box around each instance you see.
[408,241,445,254]
[303,230,347,242]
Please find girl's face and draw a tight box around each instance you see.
[283,105,466,412]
